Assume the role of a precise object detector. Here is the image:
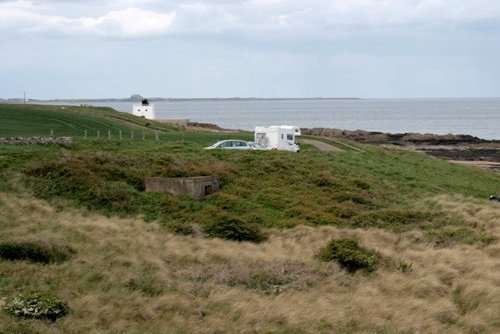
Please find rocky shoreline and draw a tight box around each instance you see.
[302,128,500,169]
[184,123,499,167]
[301,128,490,145]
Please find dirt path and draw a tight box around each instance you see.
[301,139,343,152]
[449,160,500,170]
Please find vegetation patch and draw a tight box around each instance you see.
[395,258,413,273]
[24,154,146,215]
[0,322,41,334]
[0,240,75,264]
[3,104,500,333]
[125,272,164,297]
[174,259,335,294]
[4,291,70,321]
[164,220,196,236]
[427,227,497,247]
[203,216,266,243]
[352,209,435,231]
[318,238,379,272]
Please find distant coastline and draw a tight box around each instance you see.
[0,97,362,103]
[2,98,499,141]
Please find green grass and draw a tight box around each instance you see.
[0,104,178,137]
[2,103,500,241]
[1,104,500,333]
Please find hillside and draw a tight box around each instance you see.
[1,104,500,333]
[0,104,176,137]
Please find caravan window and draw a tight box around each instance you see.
[286,134,293,141]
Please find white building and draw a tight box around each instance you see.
[132,99,155,120]
[254,125,301,152]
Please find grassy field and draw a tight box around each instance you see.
[0,104,500,333]
[0,104,179,137]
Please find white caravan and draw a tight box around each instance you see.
[254,126,301,152]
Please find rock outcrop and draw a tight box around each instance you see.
[301,128,488,145]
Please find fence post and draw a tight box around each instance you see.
[142,131,145,140]
[97,130,100,139]
[108,130,111,140]
[155,131,159,141]
[50,129,54,137]
[84,130,87,139]
[119,130,122,140]
[131,130,134,140]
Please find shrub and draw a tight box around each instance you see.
[247,270,287,294]
[89,181,137,213]
[4,291,70,321]
[0,240,75,264]
[164,221,194,236]
[203,216,266,243]
[318,238,379,272]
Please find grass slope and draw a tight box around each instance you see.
[1,104,500,333]
[0,104,177,137]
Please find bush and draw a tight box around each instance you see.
[4,291,70,321]
[0,240,75,264]
[203,216,266,243]
[318,238,379,272]
[164,221,194,236]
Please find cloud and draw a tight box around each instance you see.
[0,1,175,38]
[1,0,500,39]
[78,8,175,37]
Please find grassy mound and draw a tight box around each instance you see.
[4,291,70,321]
[0,240,75,264]
[203,216,266,243]
[318,238,379,272]
[18,143,500,246]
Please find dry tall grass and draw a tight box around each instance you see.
[0,192,499,333]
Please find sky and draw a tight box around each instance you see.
[1,0,500,99]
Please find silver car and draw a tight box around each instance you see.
[204,140,265,150]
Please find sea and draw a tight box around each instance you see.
[42,98,500,140]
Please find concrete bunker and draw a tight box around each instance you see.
[145,176,219,199]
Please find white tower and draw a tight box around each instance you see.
[132,98,156,120]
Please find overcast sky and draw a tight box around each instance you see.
[1,0,500,99]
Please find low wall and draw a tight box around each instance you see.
[0,137,73,147]
[156,119,190,126]
[145,176,219,199]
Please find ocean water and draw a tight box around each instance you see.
[46,98,500,140]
